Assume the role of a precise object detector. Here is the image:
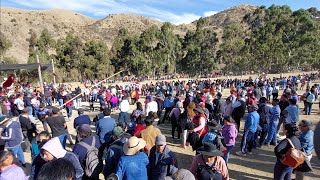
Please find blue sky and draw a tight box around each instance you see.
[2,0,320,24]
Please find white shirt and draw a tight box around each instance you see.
[146,101,158,115]
[14,98,24,110]
[119,100,130,112]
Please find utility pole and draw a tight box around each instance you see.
[34,46,44,93]
[51,59,56,86]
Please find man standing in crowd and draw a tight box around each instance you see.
[14,94,25,114]
[0,115,26,167]
[73,124,102,179]
[236,104,260,156]
[19,108,36,152]
[45,107,68,148]
[264,99,281,146]
[213,92,224,124]
[232,94,246,131]
[138,117,162,153]
[296,120,314,180]
[103,126,131,178]
[74,108,91,129]
[283,98,299,125]
[96,108,116,153]
[162,94,174,124]
[146,96,158,116]
[118,96,130,124]
[148,135,178,179]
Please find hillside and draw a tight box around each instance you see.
[0,5,258,63]
[0,7,95,63]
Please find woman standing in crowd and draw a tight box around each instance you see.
[181,102,196,149]
[274,124,301,180]
[190,143,229,180]
[0,150,27,180]
[222,116,238,165]
[116,136,149,180]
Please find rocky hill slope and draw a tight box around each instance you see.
[0,5,258,63]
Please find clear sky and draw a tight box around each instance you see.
[1,0,320,24]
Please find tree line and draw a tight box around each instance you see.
[1,5,320,82]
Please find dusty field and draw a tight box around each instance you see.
[22,71,320,180]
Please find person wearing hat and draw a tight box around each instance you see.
[190,143,229,180]
[73,124,101,162]
[104,126,131,178]
[73,108,91,130]
[201,120,225,152]
[0,150,28,179]
[73,124,102,179]
[149,135,178,180]
[0,115,26,167]
[236,104,260,156]
[295,120,314,180]
[116,136,149,180]
[19,107,37,152]
[44,107,68,148]
[169,101,183,140]
[168,169,195,180]
[138,116,162,153]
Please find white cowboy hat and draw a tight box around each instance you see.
[123,136,146,156]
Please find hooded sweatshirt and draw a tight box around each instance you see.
[41,137,83,180]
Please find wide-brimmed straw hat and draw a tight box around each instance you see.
[197,142,224,157]
[123,136,146,156]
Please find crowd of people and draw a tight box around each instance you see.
[0,72,319,180]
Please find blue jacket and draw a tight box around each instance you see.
[73,114,91,129]
[63,152,84,180]
[96,116,116,144]
[73,135,101,163]
[245,111,260,133]
[116,152,149,180]
[103,139,125,177]
[148,146,178,180]
[299,130,314,155]
[269,105,281,124]
[164,97,174,108]
[1,121,23,147]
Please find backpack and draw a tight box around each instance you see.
[79,136,103,178]
[306,93,315,103]
[280,138,305,168]
[197,155,222,180]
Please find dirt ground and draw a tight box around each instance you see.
[22,71,320,180]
